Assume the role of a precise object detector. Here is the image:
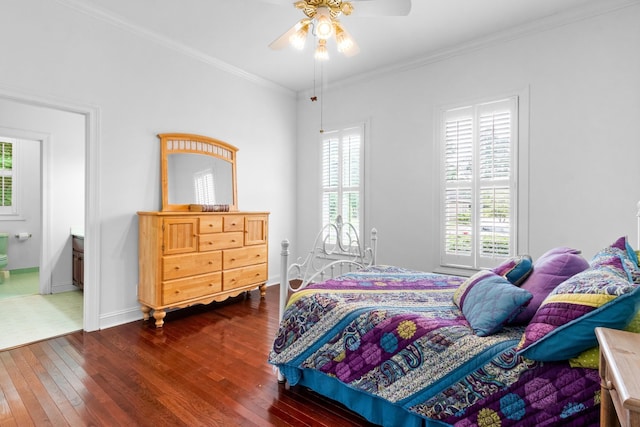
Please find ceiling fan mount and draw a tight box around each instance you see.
[269,0,411,59]
[294,0,354,20]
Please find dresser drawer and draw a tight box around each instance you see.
[162,251,222,281]
[223,215,244,232]
[199,232,243,251]
[199,216,223,234]
[223,246,267,270]
[223,264,267,290]
[162,272,222,305]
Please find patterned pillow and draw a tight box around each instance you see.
[569,311,640,369]
[567,237,640,369]
[509,248,589,324]
[454,270,532,337]
[491,255,533,286]
[516,267,640,361]
[591,236,640,283]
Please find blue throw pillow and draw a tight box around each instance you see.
[492,255,533,286]
[454,270,532,337]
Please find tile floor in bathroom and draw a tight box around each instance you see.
[0,269,83,351]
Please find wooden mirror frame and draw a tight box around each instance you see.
[160,133,238,212]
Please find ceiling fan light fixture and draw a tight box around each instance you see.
[315,7,333,40]
[314,39,329,61]
[334,25,353,53]
[289,23,309,50]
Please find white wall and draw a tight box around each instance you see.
[295,4,640,271]
[0,0,297,328]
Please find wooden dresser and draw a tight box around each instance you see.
[138,211,269,327]
[596,327,640,427]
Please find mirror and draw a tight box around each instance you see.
[160,133,238,211]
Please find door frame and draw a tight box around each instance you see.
[0,84,101,332]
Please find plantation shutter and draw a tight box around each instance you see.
[443,108,474,266]
[0,141,14,212]
[194,169,215,205]
[441,97,518,269]
[321,125,363,244]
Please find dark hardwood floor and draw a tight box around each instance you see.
[0,285,378,426]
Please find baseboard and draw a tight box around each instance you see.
[10,267,39,274]
[52,283,80,294]
[99,306,143,330]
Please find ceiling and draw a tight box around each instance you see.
[74,0,619,93]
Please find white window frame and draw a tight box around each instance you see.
[0,137,20,218]
[320,123,365,246]
[438,94,528,271]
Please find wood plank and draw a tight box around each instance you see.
[0,286,377,426]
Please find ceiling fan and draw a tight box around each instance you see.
[267,0,412,59]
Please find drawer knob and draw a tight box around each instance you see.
[208,283,214,287]
[230,258,236,262]
[175,290,180,294]
[255,273,260,277]
[174,266,180,270]
[231,239,236,243]
[208,261,213,265]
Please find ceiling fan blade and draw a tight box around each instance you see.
[258,0,292,5]
[269,21,306,50]
[351,0,412,17]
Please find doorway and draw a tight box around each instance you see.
[0,87,100,334]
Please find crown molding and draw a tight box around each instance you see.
[305,0,640,97]
[54,0,296,98]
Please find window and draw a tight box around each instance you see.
[321,124,364,244]
[193,168,215,205]
[440,97,519,269]
[0,138,17,216]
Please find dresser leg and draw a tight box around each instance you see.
[259,283,267,298]
[153,310,166,328]
[141,305,151,321]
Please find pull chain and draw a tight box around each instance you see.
[310,51,324,133]
[311,54,318,103]
[319,61,324,134]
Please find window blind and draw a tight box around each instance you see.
[0,141,14,209]
[441,97,518,269]
[321,125,364,244]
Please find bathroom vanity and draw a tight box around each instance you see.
[72,231,84,289]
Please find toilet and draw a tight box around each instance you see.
[0,233,8,283]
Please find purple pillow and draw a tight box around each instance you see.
[509,247,589,324]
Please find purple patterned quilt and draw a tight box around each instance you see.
[269,266,600,426]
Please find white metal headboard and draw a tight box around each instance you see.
[278,216,377,322]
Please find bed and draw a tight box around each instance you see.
[269,212,640,427]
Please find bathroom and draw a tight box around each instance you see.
[0,97,85,348]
